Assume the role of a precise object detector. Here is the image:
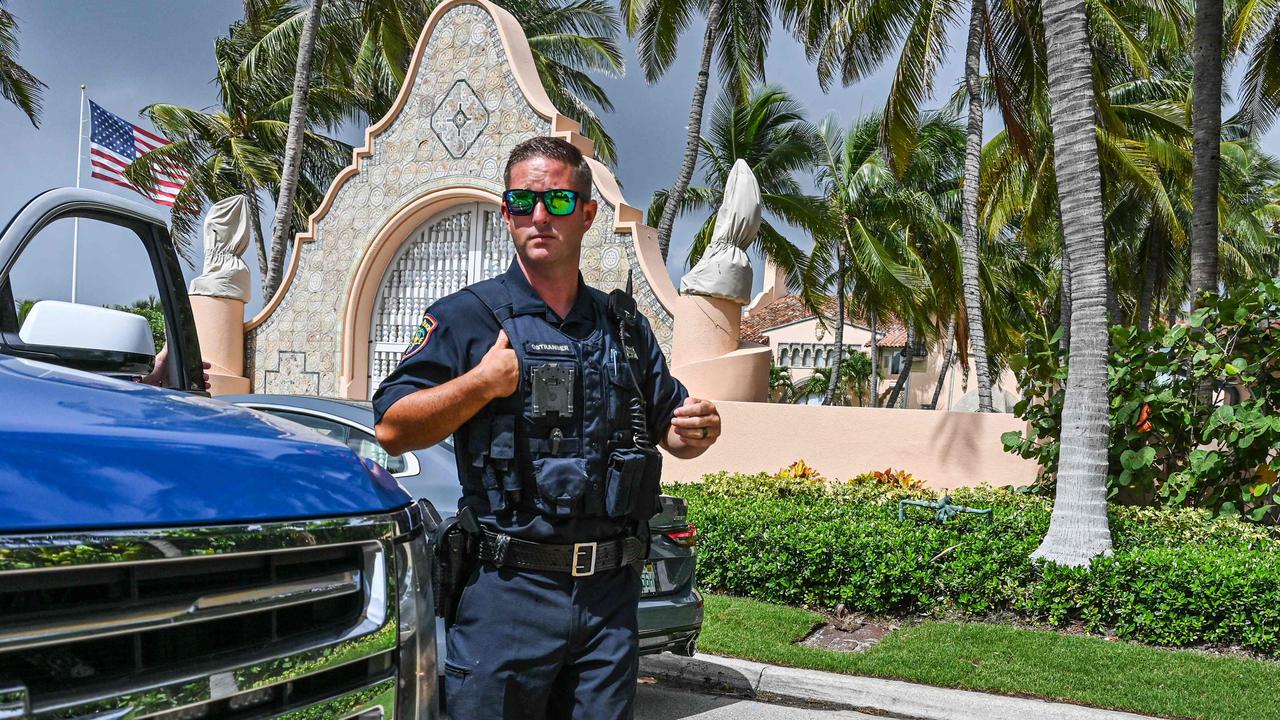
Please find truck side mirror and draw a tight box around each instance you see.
[19,300,156,373]
[21,300,156,356]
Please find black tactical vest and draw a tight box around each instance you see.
[461,276,661,523]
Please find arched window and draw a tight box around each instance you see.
[802,348,812,367]
[779,347,791,367]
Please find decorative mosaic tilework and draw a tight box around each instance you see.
[246,2,673,396]
[261,351,321,396]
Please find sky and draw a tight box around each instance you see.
[0,0,1272,316]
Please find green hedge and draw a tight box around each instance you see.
[667,473,1280,654]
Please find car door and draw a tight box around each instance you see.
[0,188,204,391]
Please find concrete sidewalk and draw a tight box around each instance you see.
[639,653,1161,720]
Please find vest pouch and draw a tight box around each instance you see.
[482,415,517,512]
[605,446,663,520]
[533,457,589,516]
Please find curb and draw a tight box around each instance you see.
[638,653,1161,720]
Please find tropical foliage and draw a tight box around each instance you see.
[647,85,823,282]
[0,0,44,127]
[623,0,775,257]
[1004,279,1280,521]
[125,1,351,280]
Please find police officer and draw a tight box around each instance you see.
[374,136,721,719]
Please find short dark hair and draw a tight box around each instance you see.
[504,136,592,195]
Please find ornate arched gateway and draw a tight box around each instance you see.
[243,0,678,400]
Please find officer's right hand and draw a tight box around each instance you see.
[478,330,519,399]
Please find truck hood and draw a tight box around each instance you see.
[0,356,411,533]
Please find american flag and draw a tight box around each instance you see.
[88,100,189,207]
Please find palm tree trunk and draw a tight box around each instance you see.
[1032,0,1114,566]
[1138,226,1158,331]
[869,310,881,407]
[886,326,916,409]
[1058,248,1072,349]
[1106,269,1120,326]
[247,189,269,293]
[266,0,324,300]
[930,322,956,409]
[654,0,722,261]
[824,250,847,405]
[963,0,994,413]
[1190,0,1222,307]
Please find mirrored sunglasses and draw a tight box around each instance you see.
[503,188,582,216]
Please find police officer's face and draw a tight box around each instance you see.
[503,156,597,272]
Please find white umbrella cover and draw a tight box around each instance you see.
[679,159,762,304]
[189,195,252,303]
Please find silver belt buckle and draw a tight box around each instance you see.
[571,542,597,577]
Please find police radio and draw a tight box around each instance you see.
[607,272,652,450]
[606,271,663,525]
[607,274,639,360]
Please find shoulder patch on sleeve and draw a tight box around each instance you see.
[402,313,438,360]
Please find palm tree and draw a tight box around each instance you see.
[928,322,956,408]
[962,0,994,411]
[0,0,44,127]
[267,0,325,300]
[1031,0,1114,566]
[622,0,774,259]
[15,298,34,327]
[793,351,873,404]
[1217,138,1280,287]
[125,4,351,292]
[881,112,965,410]
[1225,0,1280,150]
[782,0,1041,415]
[807,112,930,407]
[647,85,824,283]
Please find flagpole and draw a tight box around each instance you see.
[71,85,85,304]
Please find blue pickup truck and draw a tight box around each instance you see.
[0,189,440,720]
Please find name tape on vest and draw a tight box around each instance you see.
[525,341,573,355]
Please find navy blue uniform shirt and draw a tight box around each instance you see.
[372,260,688,542]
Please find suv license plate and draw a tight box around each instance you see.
[640,563,657,594]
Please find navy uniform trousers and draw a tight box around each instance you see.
[444,562,642,719]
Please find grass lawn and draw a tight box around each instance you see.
[699,593,1280,720]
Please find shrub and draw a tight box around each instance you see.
[1002,278,1280,520]
[669,472,1280,655]
[777,459,825,483]
[851,467,925,490]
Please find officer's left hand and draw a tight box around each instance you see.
[669,397,720,448]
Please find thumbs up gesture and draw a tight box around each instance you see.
[479,330,520,399]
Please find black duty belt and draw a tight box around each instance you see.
[478,528,646,577]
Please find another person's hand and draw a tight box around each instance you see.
[136,344,212,390]
[669,397,720,448]
[477,330,519,399]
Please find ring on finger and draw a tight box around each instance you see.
[699,427,708,439]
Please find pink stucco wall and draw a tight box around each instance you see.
[661,400,1038,489]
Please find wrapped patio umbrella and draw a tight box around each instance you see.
[678,159,762,304]
[189,194,251,303]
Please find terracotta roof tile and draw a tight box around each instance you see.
[873,327,910,348]
[740,295,904,346]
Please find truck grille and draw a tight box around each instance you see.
[0,516,405,720]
